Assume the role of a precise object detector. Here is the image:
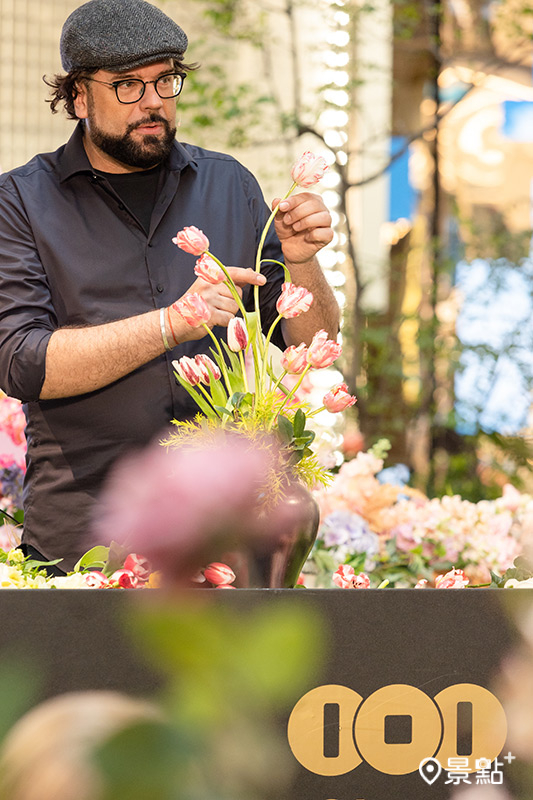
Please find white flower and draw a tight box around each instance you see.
[504,577,533,589]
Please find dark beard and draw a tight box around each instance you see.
[87,113,176,169]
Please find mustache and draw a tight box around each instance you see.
[127,115,172,134]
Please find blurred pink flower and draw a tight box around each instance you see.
[227,318,248,352]
[172,226,209,255]
[194,354,221,384]
[276,283,313,319]
[84,571,109,588]
[280,344,308,374]
[306,329,342,369]
[194,254,225,284]
[332,564,370,589]
[0,396,26,447]
[435,567,469,589]
[174,293,211,327]
[323,384,357,413]
[414,579,428,588]
[204,562,236,586]
[291,151,328,188]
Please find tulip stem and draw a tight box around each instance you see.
[238,350,249,394]
[202,324,232,396]
[205,251,248,321]
[261,313,283,391]
[253,182,297,359]
[270,363,311,429]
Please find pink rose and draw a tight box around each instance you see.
[276,283,313,319]
[194,354,221,383]
[227,318,248,352]
[84,571,109,588]
[172,226,210,255]
[173,355,203,386]
[291,151,328,188]
[203,562,236,586]
[174,293,211,327]
[281,343,309,374]
[323,383,357,413]
[435,568,469,589]
[110,569,139,589]
[194,254,225,284]
[307,329,342,368]
[123,553,152,582]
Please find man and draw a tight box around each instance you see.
[0,0,339,572]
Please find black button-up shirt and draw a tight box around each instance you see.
[0,125,285,569]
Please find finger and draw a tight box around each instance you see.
[282,210,332,234]
[226,267,267,287]
[214,295,239,315]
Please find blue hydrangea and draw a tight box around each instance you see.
[1,463,24,511]
[319,509,379,556]
[376,463,410,487]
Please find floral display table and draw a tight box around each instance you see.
[0,588,527,799]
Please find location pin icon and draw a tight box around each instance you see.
[419,757,442,785]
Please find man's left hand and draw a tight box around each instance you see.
[272,192,333,266]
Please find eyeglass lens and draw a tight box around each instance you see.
[116,73,183,103]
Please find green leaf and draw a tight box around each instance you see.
[173,372,218,419]
[73,545,110,573]
[293,408,306,438]
[277,415,293,443]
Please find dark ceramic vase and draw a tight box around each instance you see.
[223,482,320,589]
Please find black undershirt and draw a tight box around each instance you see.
[95,164,162,233]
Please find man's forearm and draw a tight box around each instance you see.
[40,309,176,400]
[282,257,340,347]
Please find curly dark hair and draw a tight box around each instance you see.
[43,58,197,120]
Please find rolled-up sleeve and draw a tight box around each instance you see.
[0,183,56,401]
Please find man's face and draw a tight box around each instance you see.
[74,60,178,172]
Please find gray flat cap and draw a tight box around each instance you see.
[60,0,188,72]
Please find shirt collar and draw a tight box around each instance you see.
[57,122,198,182]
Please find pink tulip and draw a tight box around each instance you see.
[174,293,211,327]
[194,353,221,383]
[84,571,109,588]
[110,569,139,589]
[227,317,249,352]
[194,254,225,284]
[333,564,370,589]
[323,383,357,413]
[435,568,469,589]
[353,572,370,589]
[290,151,328,188]
[204,562,236,586]
[173,355,202,386]
[281,343,309,374]
[123,553,152,582]
[306,329,342,368]
[276,282,314,319]
[172,226,210,255]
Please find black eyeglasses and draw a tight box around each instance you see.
[84,72,186,104]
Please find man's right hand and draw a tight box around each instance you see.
[169,267,267,343]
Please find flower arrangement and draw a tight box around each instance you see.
[307,441,531,588]
[0,393,26,527]
[165,151,355,499]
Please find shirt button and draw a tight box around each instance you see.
[156,284,164,293]
[118,202,125,210]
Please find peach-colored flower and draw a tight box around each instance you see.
[307,329,342,369]
[323,383,357,413]
[435,567,469,589]
[174,293,211,327]
[172,226,209,255]
[110,569,139,589]
[281,343,308,374]
[194,354,221,383]
[123,554,152,582]
[291,151,328,188]
[173,355,202,386]
[194,253,225,284]
[276,282,313,319]
[204,562,236,586]
[227,317,248,352]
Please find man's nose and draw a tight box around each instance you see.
[139,81,163,110]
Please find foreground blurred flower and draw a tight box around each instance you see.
[291,151,328,188]
[172,225,209,255]
[276,283,313,319]
[323,383,357,413]
[173,293,211,327]
[203,562,236,586]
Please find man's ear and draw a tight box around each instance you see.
[73,80,89,120]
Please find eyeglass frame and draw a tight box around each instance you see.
[83,71,187,104]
